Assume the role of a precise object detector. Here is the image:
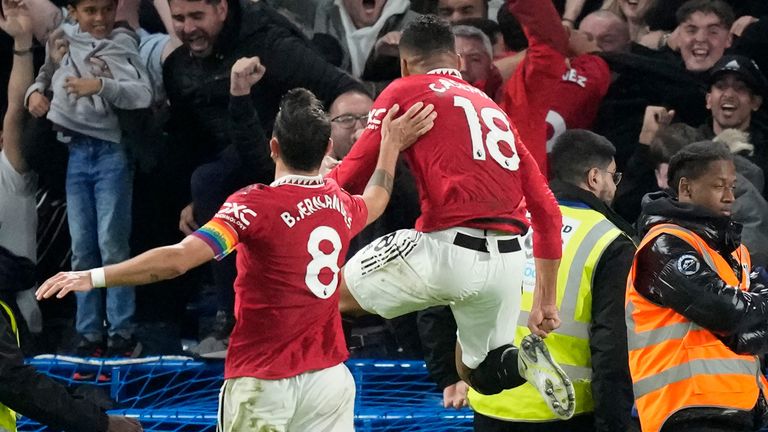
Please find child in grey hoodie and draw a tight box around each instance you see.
[24,0,151,357]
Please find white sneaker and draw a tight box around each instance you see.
[518,334,575,419]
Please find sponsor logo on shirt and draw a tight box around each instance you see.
[366,108,387,130]
[220,203,257,227]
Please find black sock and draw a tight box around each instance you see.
[468,344,526,395]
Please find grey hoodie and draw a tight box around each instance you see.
[25,21,152,144]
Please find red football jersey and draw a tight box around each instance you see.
[501,0,611,172]
[192,175,368,380]
[327,70,562,259]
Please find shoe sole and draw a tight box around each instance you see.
[520,335,576,419]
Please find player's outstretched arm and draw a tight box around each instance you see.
[362,102,436,226]
[36,236,214,300]
[528,257,562,337]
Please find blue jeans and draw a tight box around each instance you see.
[65,136,134,341]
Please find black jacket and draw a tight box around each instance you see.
[163,0,364,197]
[634,192,768,429]
[0,282,109,431]
[550,180,636,432]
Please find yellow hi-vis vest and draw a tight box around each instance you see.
[469,204,630,421]
[0,300,18,432]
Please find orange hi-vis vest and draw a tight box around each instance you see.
[626,223,767,432]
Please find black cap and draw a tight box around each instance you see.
[709,55,768,96]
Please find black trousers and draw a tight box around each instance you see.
[473,411,595,432]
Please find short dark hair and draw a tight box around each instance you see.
[649,123,704,166]
[676,0,734,28]
[550,130,616,185]
[400,15,455,57]
[273,88,331,172]
[667,140,733,193]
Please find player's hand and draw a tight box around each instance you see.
[64,76,102,98]
[230,56,266,97]
[731,15,758,38]
[320,155,339,176]
[374,30,402,58]
[639,105,675,145]
[35,271,94,300]
[28,91,50,117]
[381,102,437,152]
[107,415,143,432]
[442,381,469,409]
[528,304,561,337]
[179,203,199,235]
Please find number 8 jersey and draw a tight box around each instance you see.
[327,69,562,260]
[192,175,368,380]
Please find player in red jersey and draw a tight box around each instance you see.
[35,57,437,431]
[326,15,576,419]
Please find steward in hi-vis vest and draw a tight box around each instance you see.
[0,253,118,431]
[470,180,636,431]
[0,301,17,431]
[626,142,768,432]
[470,131,637,432]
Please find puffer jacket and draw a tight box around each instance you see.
[634,191,768,430]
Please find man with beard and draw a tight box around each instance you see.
[470,130,637,432]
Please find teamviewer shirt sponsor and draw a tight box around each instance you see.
[192,175,368,380]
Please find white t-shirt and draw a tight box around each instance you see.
[0,151,37,262]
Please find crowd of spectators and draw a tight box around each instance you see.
[1,0,768,425]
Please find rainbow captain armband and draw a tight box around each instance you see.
[192,218,239,260]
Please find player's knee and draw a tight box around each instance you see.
[468,344,524,395]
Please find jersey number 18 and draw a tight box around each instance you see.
[454,95,520,171]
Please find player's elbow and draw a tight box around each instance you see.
[161,248,194,279]
[165,263,189,279]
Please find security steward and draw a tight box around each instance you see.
[627,141,768,432]
[0,245,140,432]
[469,130,637,432]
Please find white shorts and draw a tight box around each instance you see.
[217,363,355,432]
[344,227,525,369]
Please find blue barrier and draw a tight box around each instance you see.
[17,356,473,431]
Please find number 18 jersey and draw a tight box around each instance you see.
[328,69,562,259]
[192,175,368,380]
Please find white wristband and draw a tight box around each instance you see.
[90,268,106,288]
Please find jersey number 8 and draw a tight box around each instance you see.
[454,95,520,171]
[306,226,342,299]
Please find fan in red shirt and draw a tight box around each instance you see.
[35,57,437,431]
[499,0,612,174]
[327,15,576,420]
